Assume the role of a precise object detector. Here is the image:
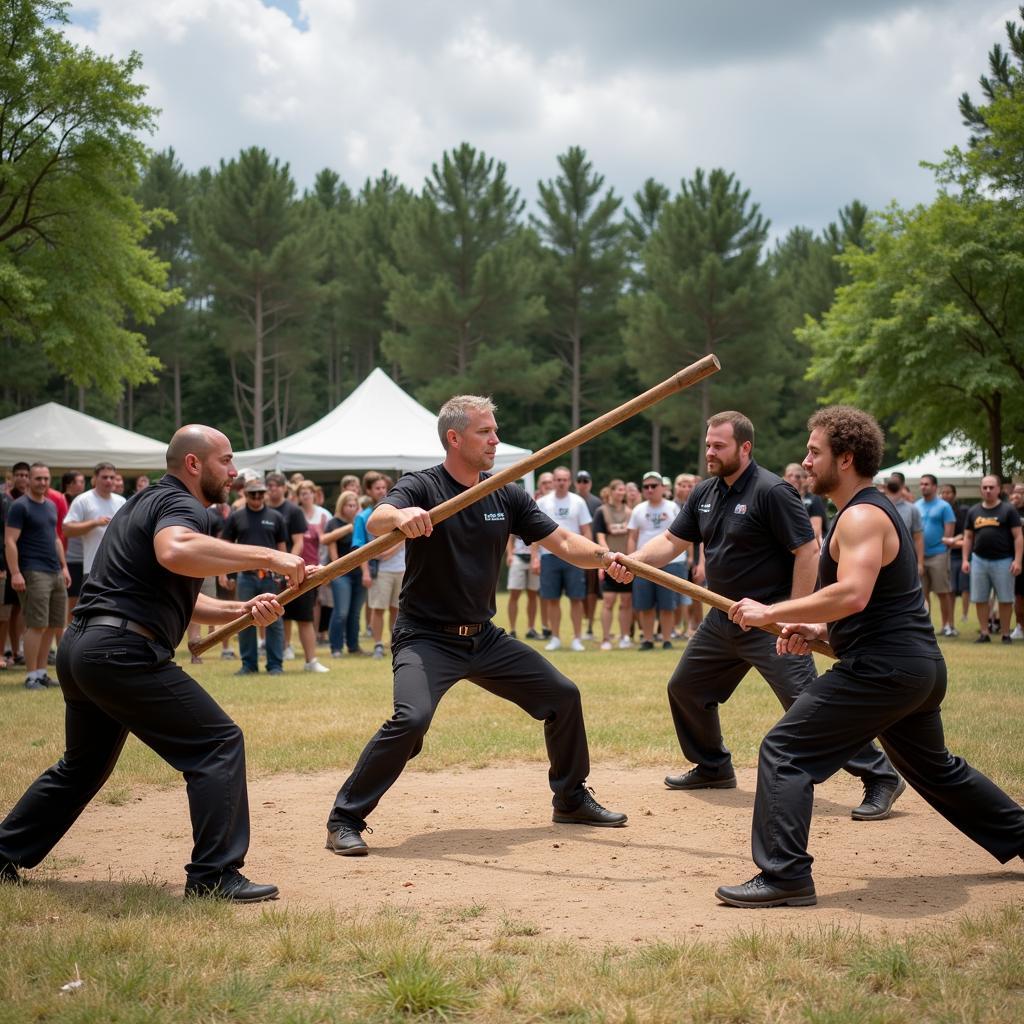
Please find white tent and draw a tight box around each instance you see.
[0,402,167,470]
[877,438,986,493]
[233,368,534,482]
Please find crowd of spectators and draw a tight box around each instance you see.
[4,452,1021,688]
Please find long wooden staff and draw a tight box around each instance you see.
[192,354,721,655]
[615,554,837,659]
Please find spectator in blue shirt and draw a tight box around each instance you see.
[916,474,957,636]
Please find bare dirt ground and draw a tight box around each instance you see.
[43,764,1023,945]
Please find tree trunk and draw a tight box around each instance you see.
[253,290,265,447]
[570,315,582,477]
[988,390,1003,480]
[651,420,661,473]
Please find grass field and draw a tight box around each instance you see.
[1,599,1023,1022]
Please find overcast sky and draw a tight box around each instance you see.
[69,1,1011,242]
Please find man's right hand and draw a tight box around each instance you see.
[392,506,433,539]
[266,551,306,588]
[11,571,25,592]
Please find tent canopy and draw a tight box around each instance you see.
[877,438,987,493]
[0,403,167,471]
[233,369,533,477]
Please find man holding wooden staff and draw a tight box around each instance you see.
[0,426,304,902]
[719,406,1024,907]
[325,395,628,856]
[615,410,902,820]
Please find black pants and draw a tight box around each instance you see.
[0,620,249,887]
[667,609,895,784]
[754,652,1024,883]
[328,622,591,830]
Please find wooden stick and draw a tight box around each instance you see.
[191,354,722,655]
[614,554,837,660]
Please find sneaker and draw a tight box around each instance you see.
[1002,634,1013,645]
[41,673,60,688]
[220,649,237,660]
[23,676,46,691]
[662,640,673,650]
[545,637,562,651]
[304,659,329,673]
[600,640,613,651]
[267,667,284,676]
[582,631,595,642]
[542,628,552,639]
[941,625,953,637]
[552,788,627,827]
[569,637,586,652]
[372,643,385,660]
[638,640,654,651]
[975,633,991,644]
[233,666,258,676]
[525,628,541,640]
[331,649,344,658]
[617,636,632,650]
[1012,626,1024,640]
[283,645,296,660]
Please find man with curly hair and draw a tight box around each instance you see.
[720,406,1024,907]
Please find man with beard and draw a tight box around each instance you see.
[0,426,305,902]
[324,395,627,856]
[619,411,902,820]
[719,407,1024,907]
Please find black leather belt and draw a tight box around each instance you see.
[440,623,485,637]
[82,615,158,641]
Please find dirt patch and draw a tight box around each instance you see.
[42,764,1023,945]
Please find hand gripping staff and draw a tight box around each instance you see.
[614,554,837,659]
[190,355,721,656]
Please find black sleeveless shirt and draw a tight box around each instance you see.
[819,487,940,660]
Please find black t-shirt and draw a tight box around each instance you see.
[268,499,306,545]
[802,492,828,525]
[221,505,288,550]
[326,516,361,578]
[668,460,814,602]
[383,465,557,624]
[206,505,227,538]
[966,500,1022,560]
[74,474,212,649]
[7,495,60,572]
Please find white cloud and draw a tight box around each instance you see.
[67,0,1016,238]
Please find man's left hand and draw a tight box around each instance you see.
[245,594,285,626]
[602,552,634,584]
[729,598,774,630]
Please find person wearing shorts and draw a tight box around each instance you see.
[4,464,70,689]
[916,475,956,635]
[963,475,1023,643]
[536,467,592,651]
[506,534,540,639]
[366,540,405,660]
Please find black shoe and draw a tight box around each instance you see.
[325,824,369,855]
[662,640,673,650]
[542,628,552,639]
[665,767,737,790]
[552,788,627,827]
[234,666,258,676]
[46,650,56,665]
[0,860,24,884]
[716,873,817,908]
[525,628,541,640]
[185,873,279,903]
[1002,634,1013,645]
[23,676,46,690]
[851,776,906,821]
[42,673,60,688]
[638,640,654,651]
[975,633,991,644]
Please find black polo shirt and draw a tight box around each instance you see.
[669,460,814,603]
[268,499,306,546]
[74,474,211,649]
[221,505,288,550]
[382,465,557,625]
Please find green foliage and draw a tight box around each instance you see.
[801,195,1024,476]
[382,143,549,410]
[0,0,174,402]
[191,147,320,447]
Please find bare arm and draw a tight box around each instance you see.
[321,522,353,546]
[628,530,689,569]
[154,526,305,587]
[1013,525,1022,575]
[537,526,607,569]
[4,527,20,579]
[790,540,818,599]
[961,528,973,573]
[191,590,285,626]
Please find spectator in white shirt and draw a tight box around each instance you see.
[63,463,127,578]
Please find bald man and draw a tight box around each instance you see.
[0,426,306,902]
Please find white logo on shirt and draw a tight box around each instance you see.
[698,502,713,513]
[734,504,747,515]
[483,512,506,522]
